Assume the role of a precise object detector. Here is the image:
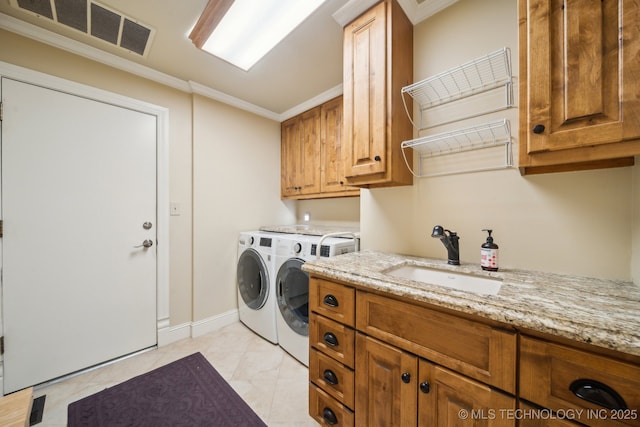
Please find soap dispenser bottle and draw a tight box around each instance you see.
[481,229,499,271]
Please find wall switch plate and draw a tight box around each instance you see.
[170,202,181,216]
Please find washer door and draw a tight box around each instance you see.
[276,258,309,336]
[237,248,269,310]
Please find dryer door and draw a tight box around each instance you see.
[276,258,309,336]
[237,248,269,310]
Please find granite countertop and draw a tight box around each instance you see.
[302,250,640,358]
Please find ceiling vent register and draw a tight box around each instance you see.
[11,0,154,56]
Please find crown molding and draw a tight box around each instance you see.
[188,81,281,121]
[333,0,459,27]
[332,0,380,27]
[0,13,191,92]
[396,0,459,24]
[279,84,344,121]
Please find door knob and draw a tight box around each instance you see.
[134,239,153,248]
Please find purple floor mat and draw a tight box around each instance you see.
[68,352,266,426]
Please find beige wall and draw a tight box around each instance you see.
[192,95,295,320]
[296,196,360,227]
[359,0,639,282]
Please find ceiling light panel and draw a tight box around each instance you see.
[10,0,155,56]
[200,0,327,71]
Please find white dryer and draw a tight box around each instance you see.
[237,231,278,344]
[274,234,355,366]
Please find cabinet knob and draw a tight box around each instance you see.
[532,124,545,134]
[374,155,382,161]
[323,294,339,307]
[323,332,339,347]
[322,407,338,425]
[401,372,411,383]
[323,369,339,385]
[420,381,431,394]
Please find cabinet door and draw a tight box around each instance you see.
[280,108,321,197]
[343,1,387,178]
[281,116,301,197]
[299,107,321,194]
[419,360,516,427]
[519,0,640,168]
[355,333,418,426]
[321,96,356,194]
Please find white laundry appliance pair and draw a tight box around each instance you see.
[236,230,356,366]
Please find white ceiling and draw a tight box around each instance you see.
[0,0,458,119]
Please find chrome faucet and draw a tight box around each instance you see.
[431,225,460,265]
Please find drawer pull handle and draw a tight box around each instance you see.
[420,381,431,394]
[322,407,338,425]
[401,372,411,383]
[323,294,339,307]
[569,379,627,410]
[323,332,339,347]
[323,369,339,385]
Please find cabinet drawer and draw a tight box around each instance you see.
[309,278,355,327]
[309,349,355,410]
[356,290,516,393]
[520,336,640,427]
[309,383,354,427]
[310,313,355,369]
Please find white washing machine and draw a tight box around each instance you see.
[274,234,355,366]
[236,231,278,344]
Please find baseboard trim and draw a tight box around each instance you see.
[157,322,192,347]
[191,310,239,338]
[158,309,240,346]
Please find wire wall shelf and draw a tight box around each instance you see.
[401,119,513,178]
[402,47,514,130]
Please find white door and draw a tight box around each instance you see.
[1,78,157,393]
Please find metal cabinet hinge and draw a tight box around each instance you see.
[0,336,4,355]
[0,101,3,121]
[0,219,3,238]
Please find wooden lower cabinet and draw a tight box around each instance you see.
[355,333,515,426]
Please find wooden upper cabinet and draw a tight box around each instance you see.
[519,0,640,174]
[281,97,359,199]
[281,107,321,198]
[343,0,413,187]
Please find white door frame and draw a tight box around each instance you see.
[0,61,170,360]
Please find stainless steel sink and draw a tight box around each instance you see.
[384,264,502,295]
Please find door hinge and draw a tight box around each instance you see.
[0,336,4,355]
[0,219,3,238]
[0,101,3,121]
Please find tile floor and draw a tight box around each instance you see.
[33,322,320,426]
